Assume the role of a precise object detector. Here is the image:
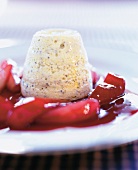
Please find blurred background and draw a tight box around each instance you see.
[0,0,138,49]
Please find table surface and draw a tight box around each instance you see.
[0,0,138,169]
[0,141,138,170]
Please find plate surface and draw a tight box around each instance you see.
[0,42,138,155]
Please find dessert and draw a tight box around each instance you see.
[21,29,92,101]
[0,59,138,130]
[0,29,138,131]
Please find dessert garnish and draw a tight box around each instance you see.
[0,59,138,131]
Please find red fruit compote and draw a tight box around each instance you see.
[0,59,138,131]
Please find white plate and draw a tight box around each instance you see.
[0,42,138,155]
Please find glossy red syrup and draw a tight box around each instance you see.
[0,60,138,131]
[3,90,138,131]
